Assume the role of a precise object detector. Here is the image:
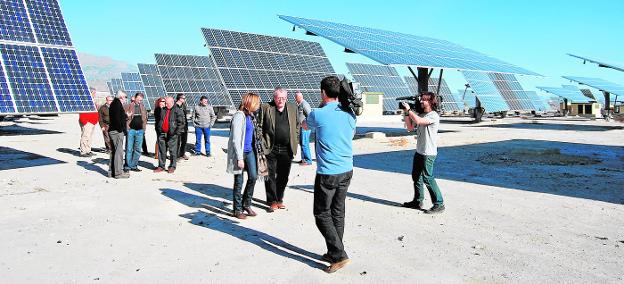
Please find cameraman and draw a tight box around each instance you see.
[401,92,445,214]
[303,76,356,273]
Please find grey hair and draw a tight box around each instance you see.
[274,87,287,96]
[116,90,127,98]
[105,95,113,100]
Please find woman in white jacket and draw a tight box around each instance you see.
[227,93,261,219]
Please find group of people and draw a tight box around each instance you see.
[77,76,445,273]
[79,91,217,178]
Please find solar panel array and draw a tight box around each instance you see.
[562,76,624,97]
[489,73,534,111]
[459,89,477,108]
[0,0,94,114]
[121,72,149,109]
[580,88,605,105]
[535,86,591,103]
[524,90,551,111]
[202,28,336,107]
[462,71,510,112]
[279,15,540,76]
[137,63,167,109]
[404,76,464,112]
[107,78,124,96]
[346,63,410,112]
[155,53,232,107]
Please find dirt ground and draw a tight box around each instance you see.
[1,114,623,283]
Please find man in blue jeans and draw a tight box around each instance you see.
[193,96,217,156]
[295,91,313,165]
[304,76,356,273]
[124,93,148,172]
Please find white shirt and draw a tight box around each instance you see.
[415,111,440,156]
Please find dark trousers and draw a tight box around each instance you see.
[101,126,111,151]
[108,130,125,177]
[158,133,178,169]
[411,152,444,205]
[233,151,258,213]
[142,135,148,154]
[178,129,188,158]
[265,145,292,204]
[313,170,353,263]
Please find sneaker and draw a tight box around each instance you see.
[130,168,142,172]
[325,258,350,273]
[426,204,445,214]
[167,167,175,174]
[244,207,257,217]
[233,211,247,220]
[114,173,130,179]
[402,200,424,210]
[153,167,164,173]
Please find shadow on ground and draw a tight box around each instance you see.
[289,184,402,207]
[472,122,623,132]
[354,139,624,204]
[355,126,457,139]
[0,146,66,171]
[179,210,326,270]
[0,124,63,136]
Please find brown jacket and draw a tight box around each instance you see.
[98,104,110,128]
[125,102,148,130]
[258,101,300,156]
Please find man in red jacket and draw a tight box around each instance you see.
[78,87,99,157]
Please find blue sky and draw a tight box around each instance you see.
[61,0,624,95]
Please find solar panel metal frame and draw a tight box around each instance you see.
[567,54,624,73]
[346,62,411,112]
[154,53,233,108]
[0,0,95,115]
[279,15,540,76]
[462,71,510,112]
[201,27,337,107]
[562,76,624,97]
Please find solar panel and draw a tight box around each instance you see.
[155,53,232,107]
[524,90,551,111]
[0,0,36,43]
[121,72,149,109]
[462,71,510,112]
[568,54,624,73]
[535,86,591,103]
[137,63,167,109]
[580,88,605,105]
[489,73,534,111]
[107,78,124,96]
[279,15,540,76]
[346,63,410,112]
[0,0,94,115]
[202,28,336,107]
[562,76,624,97]
[25,0,72,46]
[405,76,464,112]
[0,62,16,113]
[458,89,477,108]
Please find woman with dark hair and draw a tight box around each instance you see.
[226,93,262,219]
[153,97,166,159]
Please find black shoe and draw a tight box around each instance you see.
[426,204,445,214]
[402,200,424,210]
[205,154,212,157]
[321,253,331,262]
[130,168,142,172]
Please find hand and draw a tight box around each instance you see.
[237,160,244,169]
[401,102,410,111]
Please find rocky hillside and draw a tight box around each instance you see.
[77,52,137,92]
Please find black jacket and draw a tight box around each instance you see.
[156,105,185,136]
[108,98,127,133]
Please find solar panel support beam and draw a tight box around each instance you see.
[603,91,611,117]
[417,67,430,93]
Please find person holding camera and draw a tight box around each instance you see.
[304,76,356,273]
[401,92,445,214]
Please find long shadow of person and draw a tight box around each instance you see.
[184,183,270,211]
[289,184,402,207]
[180,210,327,270]
[160,188,232,217]
[76,160,108,177]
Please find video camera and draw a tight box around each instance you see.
[396,95,424,113]
[338,77,364,116]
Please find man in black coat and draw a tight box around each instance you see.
[108,91,129,179]
[154,96,185,173]
[175,93,189,161]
